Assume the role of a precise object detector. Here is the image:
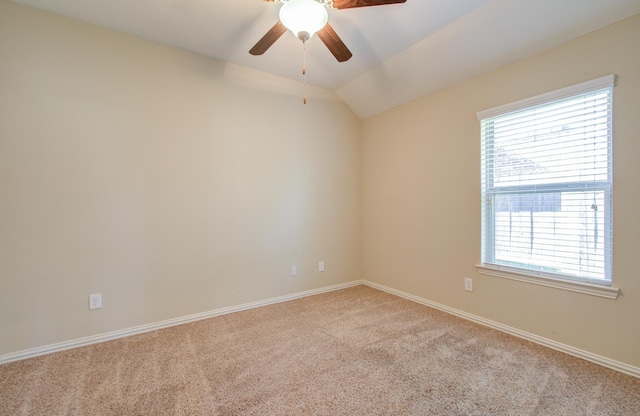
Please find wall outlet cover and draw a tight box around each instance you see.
[89,293,102,310]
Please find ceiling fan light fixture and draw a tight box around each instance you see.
[279,0,328,41]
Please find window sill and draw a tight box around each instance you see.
[475,264,619,299]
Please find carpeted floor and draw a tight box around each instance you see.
[1,285,639,415]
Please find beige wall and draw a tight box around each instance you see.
[0,1,361,355]
[362,15,640,367]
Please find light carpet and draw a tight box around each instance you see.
[1,285,639,415]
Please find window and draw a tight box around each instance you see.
[478,75,615,292]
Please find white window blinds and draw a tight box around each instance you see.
[479,75,615,285]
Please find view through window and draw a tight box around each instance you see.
[479,76,614,284]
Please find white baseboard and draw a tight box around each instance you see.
[363,280,640,379]
[4,279,638,379]
[0,280,364,365]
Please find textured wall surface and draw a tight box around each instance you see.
[0,1,361,356]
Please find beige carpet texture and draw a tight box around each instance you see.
[1,285,639,415]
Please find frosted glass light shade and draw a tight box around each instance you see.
[279,0,328,41]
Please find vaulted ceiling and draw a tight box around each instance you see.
[10,0,640,118]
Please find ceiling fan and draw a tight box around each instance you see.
[249,0,407,63]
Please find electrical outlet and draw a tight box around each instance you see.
[89,293,102,310]
[464,278,473,292]
[291,265,297,276]
[318,261,325,272]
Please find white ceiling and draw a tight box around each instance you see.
[10,0,640,118]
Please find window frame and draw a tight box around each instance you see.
[476,75,619,299]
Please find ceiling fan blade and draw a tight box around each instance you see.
[317,23,352,62]
[333,0,406,9]
[249,21,287,55]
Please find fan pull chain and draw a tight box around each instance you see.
[302,40,307,104]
